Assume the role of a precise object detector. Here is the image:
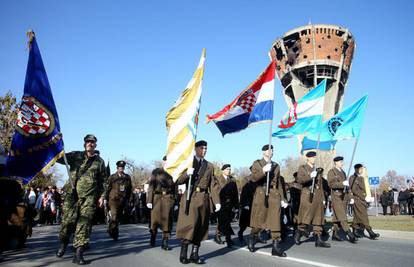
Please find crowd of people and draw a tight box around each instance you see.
[380,187,414,216]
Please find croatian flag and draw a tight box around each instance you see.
[273,79,326,138]
[207,61,275,136]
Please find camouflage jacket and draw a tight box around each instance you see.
[58,151,106,199]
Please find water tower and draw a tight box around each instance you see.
[270,24,356,170]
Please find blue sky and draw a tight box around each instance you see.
[1,0,413,182]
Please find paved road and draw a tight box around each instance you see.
[2,223,413,267]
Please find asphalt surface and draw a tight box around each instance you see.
[2,223,413,267]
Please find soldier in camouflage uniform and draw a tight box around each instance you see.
[106,160,132,241]
[56,134,107,265]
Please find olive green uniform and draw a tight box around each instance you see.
[57,151,106,248]
[327,167,350,232]
[147,168,175,238]
[106,172,132,238]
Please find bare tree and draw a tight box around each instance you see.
[0,91,18,152]
[380,170,409,190]
[280,156,304,183]
[121,156,153,188]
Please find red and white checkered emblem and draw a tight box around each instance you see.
[237,89,257,113]
[16,96,55,137]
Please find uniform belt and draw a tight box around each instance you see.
[332,189,344,193]
[154,191,171,195]
[195,187,208,193]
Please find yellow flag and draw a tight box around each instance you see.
[165,49,206,181]
[362,166,371,198]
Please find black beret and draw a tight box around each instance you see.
[116,160,126,167]
[306,151,317,157]
[84,134,97,142]
[221,164,231,170]
[262,144,274,151]
[162,155,167,161]
[354,163,363,169]
[333,156,344,162]
[195,140,207,147]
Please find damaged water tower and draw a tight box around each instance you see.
[270,24,355,156]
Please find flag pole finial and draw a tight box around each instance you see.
[26,29,35,50]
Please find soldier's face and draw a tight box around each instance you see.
[223,167,231,176]
[263,149,273,158]
[195,146,207,158]
[117,166,124,173]
[335,161,344,168]
[84,140,96,152]
[307,156,316,165]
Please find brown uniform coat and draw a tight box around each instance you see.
[349,174,370,228]
[327,168,349,223]
[147,168,175,232]
[175,157,220,245]
[249,159,285,232]
[216,175,239,236]
[297,164,324,227]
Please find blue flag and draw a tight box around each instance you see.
[302,95,368,150]
[6,33,64,184]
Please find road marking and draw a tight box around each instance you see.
[204,240,342,267]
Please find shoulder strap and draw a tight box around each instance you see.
[75,156,96,184]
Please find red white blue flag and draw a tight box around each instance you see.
[207,61,275,136]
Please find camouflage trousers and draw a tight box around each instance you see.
[59,194,96,248]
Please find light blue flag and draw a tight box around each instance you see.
[273,79,326,138]
[302,95,368,148]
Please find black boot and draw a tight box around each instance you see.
[346,230,357,243]
[225,235,233,248]
[294,230,303,245]
[237,230,244,242]
[315,235,331,248]
[150,232,156,247]
[179,243,189,264]
[271,240,286,257]
[72,246,86,265]
[189,245,205,264]
[332,230,343,241]
[56,241,68,257]
[214,234,224,244]
[162,238,171,250]
[353,228,364,238]
[367,228,380,240]
[248,234,256,252]
[113,228,119,241]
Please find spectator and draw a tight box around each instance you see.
[398,187,410,215]
[51,186,62,224]
[35,187,55,226]
[408,187,414,215]
[380,190,390,215]
[391,188,399,215]
[132,187,147,223]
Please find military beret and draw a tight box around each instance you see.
[306,151,317,157]
[221,164,231,170]
[84,134,97,143]
[354,163,363,169]
[162,155,167,161]
[195,140,207,147]
[333,156,344,162]
[262,144,274,151]
[116,160,126,167]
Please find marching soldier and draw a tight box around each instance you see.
[106,160,132,241]
[214,164,239,248]
[176,140,221,264]
[289,172,302,230]
[56,134,107,265]
[237,169,256,242]
[349,164,380,240]
[294,151,330,248]
[247,144,287,257]
[327,156,357,243]
[147,156,175,250]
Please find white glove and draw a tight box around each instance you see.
[349,198,355,205]
[146,203,153,209]
[311,171,317,178]
[233,209,239,213]
[281,200,288,208]
[103,199,108,206]
[342,180,349,186]
[243,206,250,210]
[323,200,326,205]
[187,167,194,176]
[215,203,221,212]
[263,163,272,173]
[174,205,179,211]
